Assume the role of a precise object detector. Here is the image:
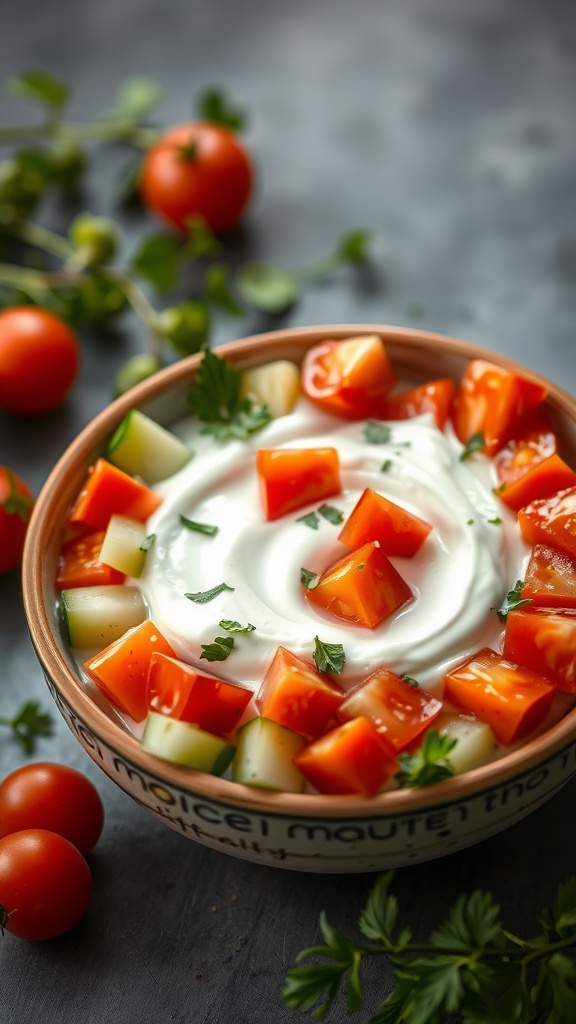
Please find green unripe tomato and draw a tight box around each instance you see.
[69,213,119,267]
[156,301,210,356]
[49,143,87,190]
[0,158,45,224]
[113,354,163,397]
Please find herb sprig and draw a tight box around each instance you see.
[494,580,532,623]
[283,872,576,1023]
[187,348,272,440]
[395,730,456,788]
[0,701,53,754]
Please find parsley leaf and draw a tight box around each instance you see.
[318,503,344,525]
[459,430,486,461]
[400,673,419,688]
[494,580,532,623]
[297,511,320,529]
[139,533,156,552]
[364,421,392,445]
[185,582,234,603]
[187,348,272,440]
[300,568,320,590]
[395,730,457,788]
[0,701,53,754]
[200,636,235,662]
[313,636,346,675]
[219,619,255,634]
[179,514,218,536]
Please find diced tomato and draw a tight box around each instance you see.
[503,607,576,693]
[55,530,125,589]
[338,488,432,557]
[443,647,556,744]
[337,668,442,752]
[383,378,456,430]
[293,716,398,796]
[255,646,344,740]
[256,447,341,521]
[493,408,558,491]
[521,544,576,609]
[84,620,176,722]
[452,359,547,456]
[305,541,412,630]
[147,652,252,735]
[300,335,395,420]
[495,453,576,513]
[68,458,163,530]
[517,486,576,561]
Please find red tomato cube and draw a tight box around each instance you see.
[256,447,341,521]
[503,606,576,693]
[452,359,547,456]
[147,652,253,735]
[69,458,162,530]
[84,620,176,722]
[383,377,456,430]
[337,667,442,752]
[518,486,576,561]
[521,544,576,609]
[255,646,345,740]
[305,541,412,629]
[293,716,398,796]
[338,488,432,557]
[55,530,125,589]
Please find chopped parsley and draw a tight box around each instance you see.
[187,348,272,440]
[494,580,532,623]
[300,567,320,590]
[400,673,419,688]
[296,511,320,530]
[219,619,256,634]
[459,430,486,461]
[363,421,392,445]
[313,636,346,675]
[381,459,392,472]
[179,514,218,536]
[185,582,234,603]
[139,533,156,552]
[317,503,344,524]
[200,636,235,662]
[487,516,502,525]
[396,730,457,788]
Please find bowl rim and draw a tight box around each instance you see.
[22,323,576,818]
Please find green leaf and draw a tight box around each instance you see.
[313,636,346,675]
[235,261,299,313]
[381,459,393,472]
[4,69,70,113]
[494,580,532,623]
[0,701,53,754]
[203,263,245,316]
[431,889,502,950]
[400,673,419,688]
[301,567,320,590]
[283,911,365,1020]
[195,86,248,131]
[187,348,272,440]
[359,872,405,947]
[297,511,320,530]
[318,503,344,525]
[158,301,210,356]
[131,232,182,292]
[139,534,156,552]
[460,431,486,461]
[200,636,235,662]
[335,228,373,265]
[364,421,392,445]
[100,75,162,123]
[219,619,256,634]
[550,877,576,936]
[182,216,221,259]
[179,515,218,536]
[395,730,457,789]
[185,582,234,603]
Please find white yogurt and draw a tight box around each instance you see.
[139,398,529,696]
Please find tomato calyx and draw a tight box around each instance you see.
[0,901,11,936]
[177,141,200,163]
[1,468,34,522]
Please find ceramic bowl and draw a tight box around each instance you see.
[22,325,576,873]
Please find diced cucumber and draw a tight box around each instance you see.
[99,514,148,577]
[231,716,306,792]
[141,710,235,774]
[435,710,498,774]
[60,585,147,648]
[240,360,301,418]
[106,409,192,484]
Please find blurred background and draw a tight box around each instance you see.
[1,1,576,1022]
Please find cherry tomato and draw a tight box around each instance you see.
[0,466,34,575]
[0,306,79,416]
[0,763,104,856]
[140,121,253,235]
[503,607,576,693]
[0,829,92,940]
[301,335,395,420]
[452,358,547,455]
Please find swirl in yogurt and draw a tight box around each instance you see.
[140,399,528,695]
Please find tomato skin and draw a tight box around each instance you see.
[301,335,395,419]
[517,486,576,560]
[452,359,547,455]
[503,606,576,693]
[0,307,79,416]
[0,466,34,575]
[84,619,176,722]
[443,647,556,744]
[140,121,253,235]
[256,447,341,520]
[337,668,443,752]
[495,453,576,513]
[0,829,92,940]
[294,716,398,796]
[493,408,558,492]
[521,544,576,609]
[338,487,432,558]
[0,763,104,855]
[55,529,125,589]
[305,541,412,630]
[256,646,344,740]
[68,458,163,530]
[383,378,456,430]
[147,652,252,735]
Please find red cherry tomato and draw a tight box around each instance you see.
[140,121,253,235]
[0,829,92,940]
[0,466,34,575]
[0,762,104,855]
[0,306,79,416]
[300,335,395,420]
